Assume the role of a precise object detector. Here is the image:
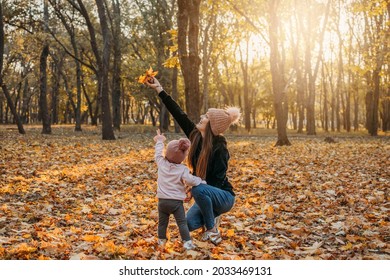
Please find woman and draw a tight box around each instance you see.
[147,78,240,245]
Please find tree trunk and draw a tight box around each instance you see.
[322,63,329,132]
[95,0,115,140]
[74,59,82,131]
[1,84,25,134]
[40,0,51,134]
[81,74,95,125]
[21,78,30,124]
[0,2,26,134]
[0,95,3,123]
[269,0,290,146]
[353,85,359,131]
[365,72,380,136]
[51,56,63,125]
[361,5,385,136]
[74,0,113,137]
[39,44,51,134]
[240,37,251,132]
[201,2,217,113]
[353,92,359,131]
[367,69,380,136]
[303,0,331,135]
[291,10,305,134]
[111,0,121,131]
[52,0,83,131]
[61,71,77,118]
[171,66,181,133]
[150,101,156,126]
[177,0,201,122]
[382,97,390,132]
[160,104,169,132]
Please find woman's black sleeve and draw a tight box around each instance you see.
[158,90,196,137]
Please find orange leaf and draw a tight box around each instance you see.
[138,75,147,83]
[83,235,102,242]
[341,242,353,251]
[261,253,273,260]
[138,67,158,84]
[226,229,235,237]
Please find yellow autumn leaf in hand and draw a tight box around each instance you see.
[138,67,158,84]
[138,74,147,83]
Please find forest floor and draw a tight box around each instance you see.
[0,124,389,260]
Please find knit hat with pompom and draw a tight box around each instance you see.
[165,138,191,164]
[207,107,241,135]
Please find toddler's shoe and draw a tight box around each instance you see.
[158,239,167,247]
[183,240,196,250]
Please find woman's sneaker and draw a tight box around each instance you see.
[183,240,196,250]
[202,230,222,245]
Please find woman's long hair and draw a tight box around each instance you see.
[188,122,214,179]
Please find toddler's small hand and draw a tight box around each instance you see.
[154,129,166,142]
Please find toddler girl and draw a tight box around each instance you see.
[154,129,204,250]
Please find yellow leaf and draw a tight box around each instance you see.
[83,235,102,242]
[104,240,117,254]
[266,205,274,218]
[138,74,147,83]
[138,67,158,84]
[261,253,273,260]
[211,253,223,260]
[70,226,81,234]
[13,243,37,254]
[81,105,89,112]
[341,242,353,251]
[226,229,235,237]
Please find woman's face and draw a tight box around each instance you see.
[196,113,210,132]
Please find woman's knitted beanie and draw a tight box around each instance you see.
[165,138,191,164]
[207,107,241,135]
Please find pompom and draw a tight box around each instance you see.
[178,138,190,151]
[225,107,241,125]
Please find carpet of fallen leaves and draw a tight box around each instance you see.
[0,125,389,260]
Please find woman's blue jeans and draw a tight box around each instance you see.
[187,183,235,231]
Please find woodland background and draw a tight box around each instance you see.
[0,0,389,260]
[0,0,389,141]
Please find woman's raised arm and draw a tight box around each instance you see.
[146,77,196,137]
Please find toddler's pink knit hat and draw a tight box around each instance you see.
[165,138,191,164]
[207,107,241,135]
